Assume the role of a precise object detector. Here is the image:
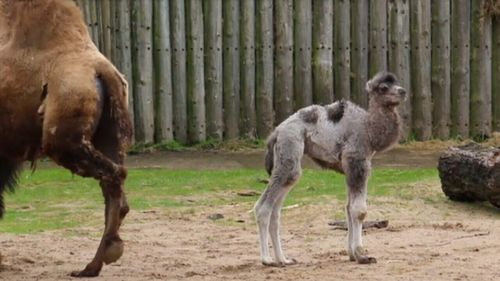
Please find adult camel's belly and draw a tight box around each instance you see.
[0,59,44,161]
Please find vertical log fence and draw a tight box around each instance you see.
[74,0,500,144]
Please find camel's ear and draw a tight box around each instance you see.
[365,78,377,94]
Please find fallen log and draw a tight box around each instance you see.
[329,220,389,230]
[437,143,500,207]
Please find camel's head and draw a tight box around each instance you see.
[366,72,406,108]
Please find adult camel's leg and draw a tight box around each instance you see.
[41,75,130,277]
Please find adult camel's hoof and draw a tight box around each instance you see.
[70,267,101,278]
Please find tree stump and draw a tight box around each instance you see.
[438,143,500,207]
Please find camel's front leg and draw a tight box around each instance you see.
[344,157,376,264]
[71,175,129,277]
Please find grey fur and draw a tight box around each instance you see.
[255,71,406,266]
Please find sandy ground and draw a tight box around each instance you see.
[2,148,500,280]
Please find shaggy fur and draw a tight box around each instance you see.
[255,72,406,266]
[0,0,132,277]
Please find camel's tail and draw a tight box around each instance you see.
[94,61,133,156]
[265,132,277,176]
[0,159,20,218]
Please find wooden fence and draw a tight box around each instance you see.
[74,0,500,143]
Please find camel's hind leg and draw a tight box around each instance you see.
[254,138,302,266]
[44,136,129,277]
[41,76,130,277]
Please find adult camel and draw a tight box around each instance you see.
[0,0,133,277]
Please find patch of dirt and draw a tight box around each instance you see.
[1,197,500,281]
[4,147,500,280]
[124,146,442,170]
[37,144,443,171]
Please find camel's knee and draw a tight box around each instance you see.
[119,197,130,219]
[347,201,367,222]
[254,202,272,223]
[272,167,301,187]
[285,169,301,186]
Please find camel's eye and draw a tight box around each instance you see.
[378,83,389,93]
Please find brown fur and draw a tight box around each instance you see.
[0,0,132,277]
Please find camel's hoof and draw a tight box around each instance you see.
[353,246,376,264]
[70,267,100,278]
[357,256,377,264]
[279,258,298,266]
[347,250,356,261]
[262,258,298,267]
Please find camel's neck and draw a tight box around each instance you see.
[0,0,88,49]
[366,102,401,152]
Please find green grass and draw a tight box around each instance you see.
[0,167,439,234]
[128,138,266,154]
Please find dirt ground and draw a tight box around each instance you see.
[1,147,500,280]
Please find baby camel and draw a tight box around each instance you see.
[254,72,406,266]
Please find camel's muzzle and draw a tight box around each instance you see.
[396,86,407,101]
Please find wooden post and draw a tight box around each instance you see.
[493,13,500,131]
[170,0,188,143]
[293,0,312,109]
[369,0,387,76]
[81,0,92,33]
[431,1,451,139]
[100,0,112,59]
[203,0,224,140]
[116,0,134,129]
[89,0,99,48]
[96,0,103,51]
[131,0,155,143]
[470,0,492,139]
[153,0,174,142]
[410,0,432,141]
[255,0,274,138]
[240,0,257,138]
[450,0,470,138]
[75,0,86,16]
[351,0,369,108]
[388,0,411,139]
[274,0,294,123]
[186,0,206,143]
[334,0,350,100]
[312,0,334,104]
[223,0,240,139]
[109,0,117,64]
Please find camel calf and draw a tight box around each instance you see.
[255,72,406,266]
